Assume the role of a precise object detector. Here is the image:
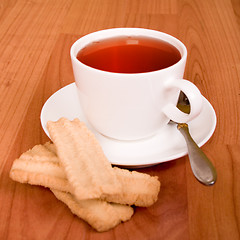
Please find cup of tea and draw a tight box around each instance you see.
[70,28,203,140]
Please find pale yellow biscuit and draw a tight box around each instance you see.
[51,189,133,232]
[10,159,72,193]
[9,118,160,232]
[47,118,122,200]
[102,167,160,207]
[9,143,72,192]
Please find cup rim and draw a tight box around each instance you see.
[70,27,187,75]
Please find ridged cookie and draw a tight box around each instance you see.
[52,190,133,232]
[47,118,122,200]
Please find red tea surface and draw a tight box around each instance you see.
[77,36,181,73]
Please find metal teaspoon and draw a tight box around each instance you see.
[175,93,217,186]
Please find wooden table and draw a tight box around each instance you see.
[0,0,239,239]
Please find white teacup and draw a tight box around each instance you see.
[70,28,203,140]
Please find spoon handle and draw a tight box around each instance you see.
[177,123,217,186]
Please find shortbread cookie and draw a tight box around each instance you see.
[51,190,133,232]
[102,167,160,207]
[10,142,160,207]
[9,143,72,192]
[47,118,122,200]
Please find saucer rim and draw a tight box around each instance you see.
[40,83,217,168]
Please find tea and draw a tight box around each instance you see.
[77,36,181,73]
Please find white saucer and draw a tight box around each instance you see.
[40,83,217,168]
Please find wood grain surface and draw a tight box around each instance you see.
[0,0,239,239]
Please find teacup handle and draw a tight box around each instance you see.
[162,79,203,123]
